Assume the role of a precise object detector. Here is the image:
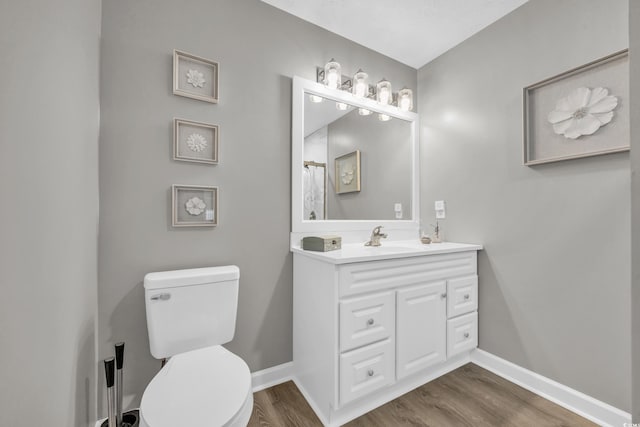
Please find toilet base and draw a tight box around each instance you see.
[96,409,140,427]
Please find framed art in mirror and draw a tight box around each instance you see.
[335,150,361,194]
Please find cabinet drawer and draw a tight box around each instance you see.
[339,251,477,297]
[339,338,394,406]
[447,275,478,318]
[340,291,394,352]
[447,312,478,357]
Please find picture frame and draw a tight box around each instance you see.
[173,50,219,103]
[172,185,218,227]
[523,49,629,166]
[335,150,361,194]
[173,118,219,164]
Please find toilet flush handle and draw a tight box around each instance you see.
[150,293,171,301]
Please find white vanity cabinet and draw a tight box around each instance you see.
[292,243,481,426]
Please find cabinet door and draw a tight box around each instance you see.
[396,281,446,380]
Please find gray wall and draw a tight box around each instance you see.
[631,0,640,421]
[327,111,412,220]
[99,0,416,413]
[418,0,630,410]
[0,0,101,425]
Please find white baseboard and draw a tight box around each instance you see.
[251,352,632,427]
[291,377,332,426]
[251,361,294,392]
[471,349,631,427]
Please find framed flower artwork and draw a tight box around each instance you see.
[172,185,218,227]
[173,50,219,103]
[174,118,219,164]
[523,49,629,165]
[335,150,361,194]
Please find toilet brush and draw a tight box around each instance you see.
[104,358,117,427]
[115,342,125,427]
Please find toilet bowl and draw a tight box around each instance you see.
[139,345,253,427]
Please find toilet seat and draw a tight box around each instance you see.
[139,345,253,427]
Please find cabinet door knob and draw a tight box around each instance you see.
[367,369,374,377]
[367,318,374,326]
[464,294,470,300]
[464,332,470,338]
[441,293,447,299]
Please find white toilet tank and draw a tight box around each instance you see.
[144,265,239,359]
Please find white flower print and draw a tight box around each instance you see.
[547,87,618,139]
[186,133,208,152]
[185,197,206,215]
[186,69,206,88]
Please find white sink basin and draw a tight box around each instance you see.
[291,240,483,264]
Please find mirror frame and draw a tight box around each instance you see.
[292,76,420,234]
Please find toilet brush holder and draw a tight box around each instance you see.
[98,409,139,427]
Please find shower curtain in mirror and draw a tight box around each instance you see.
[303,164,325,220]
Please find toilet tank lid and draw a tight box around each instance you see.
[144,266,239,290]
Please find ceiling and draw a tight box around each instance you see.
[261,0,528,69]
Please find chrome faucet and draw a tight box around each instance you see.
[365,226,388,247]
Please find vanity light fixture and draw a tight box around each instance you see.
[314,61,414,118]
[323,59,341,90]
[398,88,413,111]
[376,78,392,105]
[352,69,369,98]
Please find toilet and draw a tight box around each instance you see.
[139,266,253,427]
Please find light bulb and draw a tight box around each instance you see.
[352,69,369,98]
[327,70,339,89]
[378,114,391,122]
[376,79,392,105]
[358,108,371,116]
[379,88,390,104]
[309,94,323,103]
[336,102,348,111]
[323,59,341,90]
[398,88,413,111]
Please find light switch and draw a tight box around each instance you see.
[394,203,403,219]
[435,200,446,219]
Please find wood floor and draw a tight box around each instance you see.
[248,363,596,427]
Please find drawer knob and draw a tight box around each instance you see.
[464,294,470,300]
[464,332,470,338]
[367,369,374,377]
[441,293,447,299]
[367,318,374,326]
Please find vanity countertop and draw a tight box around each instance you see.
[291,240,482,264]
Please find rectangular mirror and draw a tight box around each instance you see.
[292,76,420,234]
